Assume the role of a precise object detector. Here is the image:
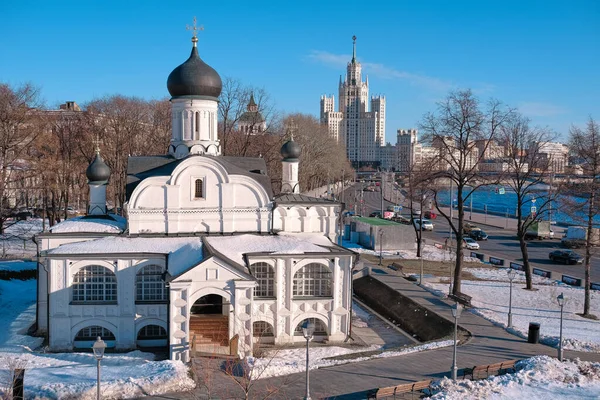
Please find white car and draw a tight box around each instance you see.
[414,219,434,231]
[463,237,480,250]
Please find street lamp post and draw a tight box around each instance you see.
[451,302,462,380]
[378,230,384,266]
[507,268,517,328]
[92,337,107,400]
[302,321,316,400]
[557,293,565,361]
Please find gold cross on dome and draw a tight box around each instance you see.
[186,16,204,39]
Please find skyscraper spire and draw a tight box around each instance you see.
[351,35,357,64]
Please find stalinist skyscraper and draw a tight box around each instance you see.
[320,36,385,167]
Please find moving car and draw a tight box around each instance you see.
[548,250,584,265]
[424,211,437,219]
[463,222,479,234]
[413,219,434,231]
[369,210,382,218]
[463,237,480,250]
[469,229,488,241]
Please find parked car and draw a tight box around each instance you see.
[463,237,480,250]
[413,219,434,231]
[469,229,488,241]
[392,215,411,225]
[424,211,437,219]
[549,250,584,265]
[369,210,382,218]
[463,222,479,234]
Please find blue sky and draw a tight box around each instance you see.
[1,1,598,143]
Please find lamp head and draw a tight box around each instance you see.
[507,268,517,281]
[302,320,316,339]
[557,292,565,307]
[92,336,107,360]
[451,302,463,318]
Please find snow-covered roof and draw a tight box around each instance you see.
[46,236,203,277]
[50,215,127,234]
[205,233,340,266]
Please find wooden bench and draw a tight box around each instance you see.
[449,292,472,307]
[462,359,518,380]
[387,263,404,274]
[369,379,432,399]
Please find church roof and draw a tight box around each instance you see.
[126,155,273,200]
[50,214,127,234]
[239,110,265,123]
[204,233,349,268]
[273,193,338,205]
[46,236,204,277]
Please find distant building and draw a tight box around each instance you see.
[238,94,266,134]
[532,141,569,173]
[396,129,419,172]
[320,36,385,168]
[474,139,505,160]
[379,143,397,171]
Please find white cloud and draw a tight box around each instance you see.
[307,50,453,92]
[518,102,567,117]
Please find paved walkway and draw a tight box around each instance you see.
[145,271,600,400]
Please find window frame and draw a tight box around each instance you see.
[71,265,117,304]
[135,264,168,303]
[294,318,328,336]
[250,262,275,299]
[292,263,333,298]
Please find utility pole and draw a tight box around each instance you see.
[380,170,384,215]
[449,178,453,241]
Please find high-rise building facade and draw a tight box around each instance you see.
[320,36,385,167]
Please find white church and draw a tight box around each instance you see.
[36,29,356,362]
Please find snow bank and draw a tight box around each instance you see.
[429,356,600,399]
[344,241,481,263]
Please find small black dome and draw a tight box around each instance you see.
[167,45,222,98]
[281,140,301,161]
[86,153,111,184]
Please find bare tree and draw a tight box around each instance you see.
[0,82,44,233]
[568,117,600,318]
[499,113,557,289]
[419,89,512,295]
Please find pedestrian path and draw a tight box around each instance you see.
[143,270,600,399]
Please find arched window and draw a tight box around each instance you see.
[136,265,167,302]
[250,262,275,298]
[137,325,167,340]
[195,179,203,198]
[253,321,274,337]
[292,263,332,297]
[75,326,116,341]
[294,318,328,336]
[72,265,117,302]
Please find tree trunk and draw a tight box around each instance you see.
[584,189,595,316]
[453,185,464,295]
[516,201,533,289]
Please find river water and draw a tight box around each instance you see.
[435,185,598,227]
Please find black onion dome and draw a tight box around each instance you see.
[281,140,301,161]
[167,46,222,98]
[86,152,111,184]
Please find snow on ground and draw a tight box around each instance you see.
[1,219,42,258]
[429,356,600,399]
[423,267,600,353]
[0,278,195,399]
[248,340,454,380]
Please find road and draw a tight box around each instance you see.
[340,182,599,283]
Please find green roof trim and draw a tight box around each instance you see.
[354,217,400,226]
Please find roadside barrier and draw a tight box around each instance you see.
[532,268,552,278]
[591,282,600,291]
[509,262,524,271]
[562,275,582,287]
[488,256,505,266]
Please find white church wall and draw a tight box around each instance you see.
[272,205,340,242]
[128,157,271,235]
[47,256,169,351]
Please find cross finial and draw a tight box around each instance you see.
[288,118,298,141]
[92,135,101,155]
[186,16,204,47]
[352,35,357,63]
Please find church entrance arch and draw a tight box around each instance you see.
[189,293,231,354]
